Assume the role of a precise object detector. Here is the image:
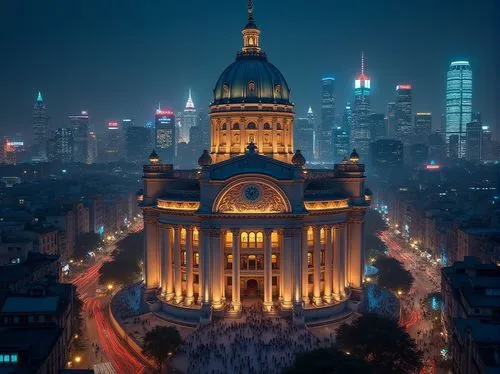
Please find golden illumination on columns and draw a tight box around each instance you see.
[173,226,183,303]
[185,226,194,306]
[144,211,160,289]
[263,229,273,311]
[312,226,322,305]
[323,225,333,303]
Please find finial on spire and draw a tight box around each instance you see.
[361,51,365,75]
[248,0,254,21]
[37,91,43,102]
[185,89,195,110]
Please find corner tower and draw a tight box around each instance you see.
[209,0,295,163]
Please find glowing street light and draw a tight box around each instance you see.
[397,290,403,296]
[74,356,82,364]
[107,283,114,291]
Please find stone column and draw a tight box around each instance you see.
[231,229,241,311]
[340,224,347,297]
[313,226,322,305]
[301,227,309,305]
[211,229,222,309]
[185,226,194,306]
[282,229,294,309]
[173,225,182,303]
[200,228,211,305]
[348,212,365,289]
[324,225,333,303]
[293,228,302,305]
[143,211,160,289]
[332,225,341,300]
[279,232,284,299]
[263,229,273,311]
[161,225,174,300]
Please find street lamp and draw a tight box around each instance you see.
[74,356,81,364]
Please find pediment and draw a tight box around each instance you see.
[209,154,296,180]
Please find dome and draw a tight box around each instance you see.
[211,3,291,106]
[212,55,291,106]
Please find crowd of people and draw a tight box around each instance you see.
[183,302,331,374]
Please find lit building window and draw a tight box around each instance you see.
[256,232,263,248]
[249,232,256,248]
[182,251,186,265]
[194,252,199,266]
[193,228,199,247]
[272,254,278,269]
[307,227,313,245]
[241,232,248,248]
[271,231,278,248]
[226,231,233,248]
[227,254,233,269]
[248,81,255,91]
[181,228,186,245]
[320,227,325,244]
[307,252,313,267]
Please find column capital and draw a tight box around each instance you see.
[264,228,274,236]
[186,225,196,233]
[209,228,221,238]
[312,225,321,232]
[322,224,333,230]
[173,224,182,231]
[230,228,241,235]
[347,210,366,224]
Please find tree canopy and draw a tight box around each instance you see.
[336,313,423,374]
[142,326,182,373]
[375,256,414,293]
[98,231,143,286]
[284,346,374,374]
[74,232,101,259]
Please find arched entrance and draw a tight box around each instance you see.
[246,279,258,296]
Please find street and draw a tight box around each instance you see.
[379,229,444,373]
[67,219,149,373]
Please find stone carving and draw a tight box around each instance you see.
[216,182,288,213]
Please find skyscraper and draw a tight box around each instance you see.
[104,121,124,162]
[386,102,396,138]
[306,106,317,160]
[88,131,98,164]
[294,115,314,162]
[352,53,371,161]
[414,113,432,143]
[394,84,413,143]
[332,103,352,162]
[466,121,482,162]
[69,111,90,164]
[368,113,386,141]
[446,61,472,158]
[197,110,210,150]
[180,89,197,143]
[52,128,73,163]
[319,77,335,163]
[155,109,176,164]
[32,92,49,162]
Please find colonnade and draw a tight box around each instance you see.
[143,213,364,312]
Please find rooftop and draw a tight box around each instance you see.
[1,296,59,313]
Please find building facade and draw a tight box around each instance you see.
[155,110,176,165]
[69,111,90,164]
[142,4,369,322]
[394,84,413,143]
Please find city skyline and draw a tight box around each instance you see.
[0,0,496,139]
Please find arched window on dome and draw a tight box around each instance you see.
[274,84,281,95]
[248,81,256,92]
[223,83,230,98]
[246,122,257,130]
[232,123,240,130]
[276,123,283,130]
[263,123,271,130]
[221,123,227,130]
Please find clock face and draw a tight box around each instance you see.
[244,185,261,201]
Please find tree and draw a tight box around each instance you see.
[375,256,414,293]
[336,313,423,374]
[142,326,182,373]
[74,233,101,259]
[284,347,374,374]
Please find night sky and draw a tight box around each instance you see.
[0,0,497,140]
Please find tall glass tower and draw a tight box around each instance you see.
[319,77,335,163]
[446,61,472,158]
[32,92,49,162]
[352,53,371,161]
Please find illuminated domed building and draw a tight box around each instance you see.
[141,2,369,322]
